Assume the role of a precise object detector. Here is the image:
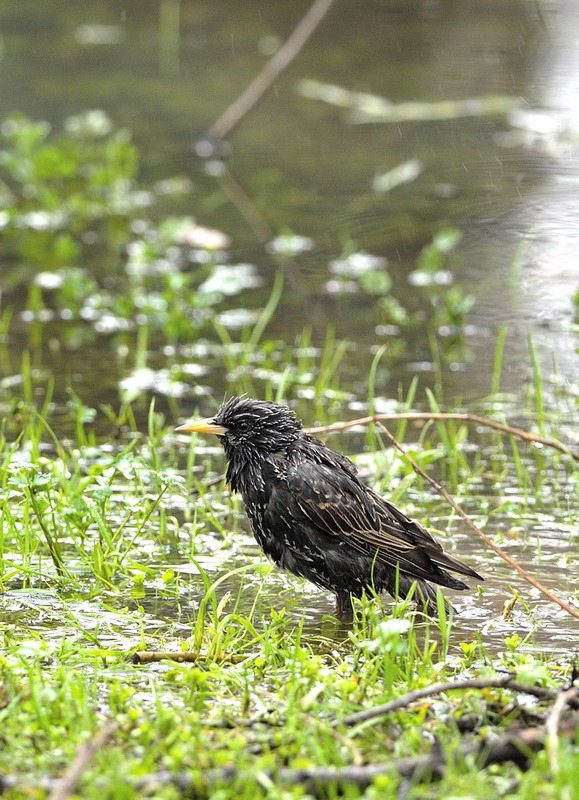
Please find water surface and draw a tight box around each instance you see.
[0,0,577,652]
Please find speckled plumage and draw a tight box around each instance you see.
[178,397,482,615]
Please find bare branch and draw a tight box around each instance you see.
[132,651,245,665]
[377,422,579,621]
[336,676,556,729]
[205,0,336,143]
[49,721,116,800]
[307,412,578,462]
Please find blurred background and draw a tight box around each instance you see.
[0,0,577,419]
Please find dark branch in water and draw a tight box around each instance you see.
[203,0,336,145]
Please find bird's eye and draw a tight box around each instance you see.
[236,418,251,433]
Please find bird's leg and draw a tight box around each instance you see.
[334,591,353,619]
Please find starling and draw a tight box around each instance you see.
[176,397,482,616]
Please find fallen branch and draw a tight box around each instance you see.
[48,721,116,800]
[5,710,574,800]
[3,686,577,798]
[297,80,521,124]
[377,422,579,621]
[132,651,246,665]
[306,411,578,462]
[335,675,556,729]
[134,696,579,796]
[545,686,579,774]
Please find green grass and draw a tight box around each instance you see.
[0,589,575,798]
[1,337,578,798]
[1,112,577,798]
[1,299,578,797]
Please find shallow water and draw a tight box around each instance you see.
[0,0,577,654]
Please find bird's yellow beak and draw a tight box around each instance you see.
[175,418,228,436]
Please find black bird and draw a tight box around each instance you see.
[176,397,482,616]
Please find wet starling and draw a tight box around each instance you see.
[176,397,482,616]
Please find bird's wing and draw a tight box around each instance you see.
[286,460,436,576]
[373,496,482,578]
[286,459,481,581]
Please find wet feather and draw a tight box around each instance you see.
[179,396,483,615]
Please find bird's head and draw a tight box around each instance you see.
[175,396,303,457]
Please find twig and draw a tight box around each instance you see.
[215,166,316,307]
[377,423,579,621]
[306,411,578,462]
[545,686,579,774]
[49,721,116,800]
[215,165,273,243]
[335,676,556,729]
[205,0,336,143]
[135,705,579,795]
[132,651,246,665]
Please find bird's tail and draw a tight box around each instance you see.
[382,569,460,614]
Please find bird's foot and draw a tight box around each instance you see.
[334,593,354,620]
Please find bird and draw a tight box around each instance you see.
[176,396,482,616]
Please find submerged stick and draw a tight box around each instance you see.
[132,651,246,665]
[205,0,336,143]
[49,721,116,800]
